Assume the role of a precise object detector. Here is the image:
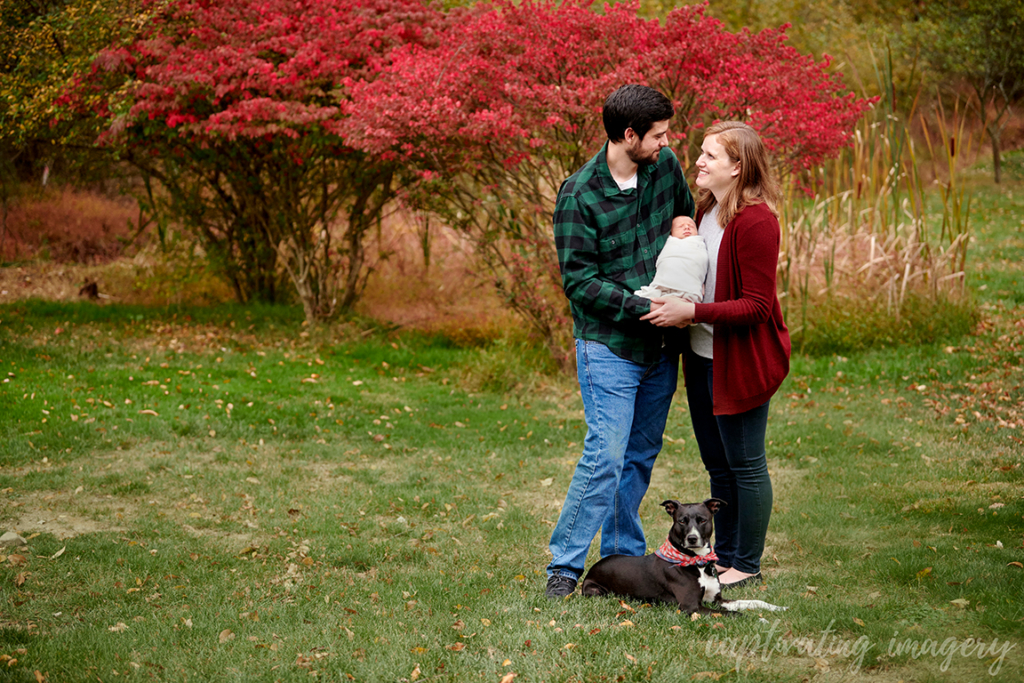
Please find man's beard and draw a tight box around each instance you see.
[626,143,659,166]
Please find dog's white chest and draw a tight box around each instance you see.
[698,567,720,604]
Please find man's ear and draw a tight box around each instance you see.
[623,127,638,144]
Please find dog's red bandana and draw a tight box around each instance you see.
[654,540,718,567]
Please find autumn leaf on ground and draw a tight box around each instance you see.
[219,629,235,643]
[499,674,517,683]
[109,622,128,632]
[950,598,970,609]
[445,642,466,651]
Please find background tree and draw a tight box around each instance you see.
[913,0,1024,183]
[1,0,145,258]
[67,0,446,316]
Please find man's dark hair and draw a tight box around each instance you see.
[602,84,674,143]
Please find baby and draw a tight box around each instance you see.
[634,215,708,303]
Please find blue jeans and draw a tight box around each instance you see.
[684,351,772,574]
[547,340,678,581]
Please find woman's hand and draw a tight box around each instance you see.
[641,297,695,327]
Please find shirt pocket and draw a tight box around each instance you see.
[597,225,637,275]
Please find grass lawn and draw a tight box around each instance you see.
[0,182,1021,682]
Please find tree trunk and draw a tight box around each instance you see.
[0,192,7,261]
[989,125,1002,184]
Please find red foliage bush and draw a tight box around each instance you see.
[342,0,873,362]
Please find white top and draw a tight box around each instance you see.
[689,205,725,359]
[614,173,637,191]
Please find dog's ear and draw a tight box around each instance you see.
[703,498,727,515]
[660,500,680,516]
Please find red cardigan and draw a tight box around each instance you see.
[689,202,791,415]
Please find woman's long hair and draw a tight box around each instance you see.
[696,121,781,228]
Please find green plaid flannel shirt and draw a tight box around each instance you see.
[554,143,694,364]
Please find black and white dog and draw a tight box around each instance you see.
[581,499,786,615]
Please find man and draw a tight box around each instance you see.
[546,84,695,598]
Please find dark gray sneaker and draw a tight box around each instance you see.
[545,575,577,599]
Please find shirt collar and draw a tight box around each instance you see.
[597,141,652,197]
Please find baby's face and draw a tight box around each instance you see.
[672,220,697,239]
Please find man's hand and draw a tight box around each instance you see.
[641,297,695,327]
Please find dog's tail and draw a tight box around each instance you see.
[718,599,787,612]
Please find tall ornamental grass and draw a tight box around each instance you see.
[779,59,976,356]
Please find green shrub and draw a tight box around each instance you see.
[794,292,979,356]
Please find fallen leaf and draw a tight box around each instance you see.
[410,664,421,681]
[15,572,28,587]
[853,617,865,627]
[138,410,159,416]
[452,620,465,630]
[8,554,26,567]
[445,642,466,652]
[915,567,932,580]
[50,546,66,560]
[618,600,635,612]
[562,643,575,650]
[691,673,723,681]
[499,674,517,683]
[625,653,637,663]
[219,629,235,643]
[539,478,553,487]
[618,620,635,627]
[109,622,128,632]
[1008,562,1023,569]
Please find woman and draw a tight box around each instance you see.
[642,121,790,589]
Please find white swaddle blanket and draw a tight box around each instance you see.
[634,235,708,303]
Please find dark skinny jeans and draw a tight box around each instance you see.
[684,350,773,574]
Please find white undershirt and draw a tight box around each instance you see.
[614,173,637,191]
[689,205,724,359]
